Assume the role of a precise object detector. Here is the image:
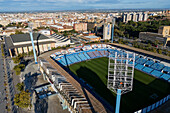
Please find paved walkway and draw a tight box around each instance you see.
[0,42,7,113]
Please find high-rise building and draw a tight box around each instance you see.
[103,23,112,40]
[122,12,148,23]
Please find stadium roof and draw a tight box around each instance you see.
[5,33,56,49]
[11,33,49,43]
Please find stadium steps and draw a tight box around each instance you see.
[66,56,74,64]
[98,51,103,56]
[81,52,88,60]
[74,54,82,61]
[99,51,105,56]
[92,52,97,57]
[84,53,91,59]
[77,53,87,61]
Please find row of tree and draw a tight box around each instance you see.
[114,19,170,38]
[14,82,31,109]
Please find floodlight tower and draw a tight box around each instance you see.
[107,51,135,113]
[28,22,38,64]
[111,18,115,43]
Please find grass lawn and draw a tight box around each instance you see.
[69,57,170,113]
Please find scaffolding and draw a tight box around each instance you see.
[107,51,135,94]
[107,51,135,113]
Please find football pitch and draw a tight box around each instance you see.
[69,57,170,113]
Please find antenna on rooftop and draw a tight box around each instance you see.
[107,51,135,113]
[28,22,38,64]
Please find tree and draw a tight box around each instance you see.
[152,47,157,53]
[16,82,24,91]
[13,64,25,75]
[15,30,24,34]
[158,49,162,54]
[12,56,21,64]
[14,90,31,108]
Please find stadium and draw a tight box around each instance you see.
[41,44,170,113]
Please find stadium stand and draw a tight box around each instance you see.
[151,70,163,77]
[144,60,155,67]
[136,58,147,65]
[83,53,91,59]
[77,52,88,61]
[93,51,102,57]
[160,74,170,80]
[66,55,79,63]
[87,52,96,58]
[50,44,170,83]
[135,64,145,70]
[162,66,170,75]
[151,63,164,71]
[142,67,154,73]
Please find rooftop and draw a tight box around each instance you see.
[84,36,99,39]
[11,33,50,43]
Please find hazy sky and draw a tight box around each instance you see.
[0,0,169,12]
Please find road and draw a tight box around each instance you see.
[0,42,7,113]
[2,40,18,113]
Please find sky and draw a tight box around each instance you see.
[0,0,169,12]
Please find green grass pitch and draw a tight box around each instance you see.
[69,57,170,113]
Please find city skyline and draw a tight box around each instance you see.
[0,0,170,12]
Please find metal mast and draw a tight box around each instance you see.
[28,22,37,64]
[107,51,135,113]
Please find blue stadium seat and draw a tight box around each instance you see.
[142,67,154,73]
[64,55,72,65]
[84,53,91,59]
[135,55,139,60]
[104,51,109,56]
[151,63,164,71]
[136,58,147,65]
[160,74,170,80]
[128,61,137,65]
[162,66,170,75]
[93,51,102,57]
[67,55,79,63]
[74,54,82,61]
[99,51,105,56]
[77,53,87,61]
[58,58,67,66]
[135,64,145,70]
[87,52,96,58]
[145,60,154,66]
[151,70,163,77]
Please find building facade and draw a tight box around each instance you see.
[122,12,148,23]
[103,23,112,40]
[158,26,170,37]
[139,32,170,47]
[5,33,56,57]
[73,23,87,32]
